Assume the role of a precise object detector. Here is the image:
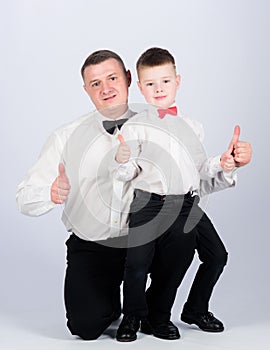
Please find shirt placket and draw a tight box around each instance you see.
[109,131,124,237]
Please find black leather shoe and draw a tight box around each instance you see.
[141,319,180,340]
[181,311,224,332]
[116,315,140,342]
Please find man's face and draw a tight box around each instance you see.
[83,58,131,118]
[137,63,180,109]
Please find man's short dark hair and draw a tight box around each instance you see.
[81,50,127,81]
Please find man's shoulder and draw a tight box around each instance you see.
[53,111,96,136]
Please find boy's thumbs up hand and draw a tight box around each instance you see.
[220,126,240,172]
[116,134,131,163]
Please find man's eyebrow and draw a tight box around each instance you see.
[107,72,118,77]
[88,78,99,86]
[88,72,118,86]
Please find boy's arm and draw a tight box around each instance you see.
[199,126,252,196]
[199,169,237,197]
[196,124,237,180]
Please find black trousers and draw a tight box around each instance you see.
[64,234,126,340]
[183,211,228,314]
[63,194,228,338]
[123,190,197,322]
[123,189,228,322]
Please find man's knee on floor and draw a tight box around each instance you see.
[67,317,108,340]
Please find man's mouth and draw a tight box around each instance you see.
[103,94,117,101]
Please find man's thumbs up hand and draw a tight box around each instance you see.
[51,163,71,204]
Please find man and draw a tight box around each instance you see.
[17,50,133,340]
[16,49,252,340]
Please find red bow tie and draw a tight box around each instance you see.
[157,106,178,119]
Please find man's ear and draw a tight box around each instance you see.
[176,74,181,89]
[126,70,132,87]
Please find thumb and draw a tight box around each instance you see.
[117,134,125,144]
[58,163,67,178]
[228,125,240,152]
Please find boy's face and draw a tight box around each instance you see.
[137,63,180,109]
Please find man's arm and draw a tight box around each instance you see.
[50,163,70,204]
[16,132,69,216]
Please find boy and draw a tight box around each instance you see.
[115,47,241,342]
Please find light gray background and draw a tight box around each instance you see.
[1,0,269,349]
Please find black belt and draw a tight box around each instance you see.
[134,189,194,202]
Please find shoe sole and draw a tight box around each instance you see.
[141,326,180,340]
[181,315,224,333]
[116,335,137,342]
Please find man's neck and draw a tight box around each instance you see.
[98,104,128,120]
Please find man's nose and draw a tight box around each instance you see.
[101,81,112,95]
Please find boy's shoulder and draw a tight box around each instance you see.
[127,108,149,123]
[181,114,203,129]
[126,108,204,136]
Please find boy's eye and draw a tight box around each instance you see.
[164,79,170,83]
[146,82,153,86]
[110,76,117,81]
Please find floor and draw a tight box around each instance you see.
[1,308,269,350]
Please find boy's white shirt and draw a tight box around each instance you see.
[115,105,237,197]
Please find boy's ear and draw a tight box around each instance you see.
[137,81,143,93]
[176,74,181,89]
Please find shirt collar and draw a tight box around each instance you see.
[148,103,179,115]
[94,107,136,124]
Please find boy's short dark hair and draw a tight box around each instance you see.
[81,49,127,81]
[136,47,176,74]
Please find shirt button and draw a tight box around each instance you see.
[114,219,118,224]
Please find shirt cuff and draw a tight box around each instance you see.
[222,167,238,186]
[211,155,223,173]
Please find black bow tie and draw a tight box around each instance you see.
[102,118,128,135]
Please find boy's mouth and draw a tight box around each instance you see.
[155,95,166,100]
